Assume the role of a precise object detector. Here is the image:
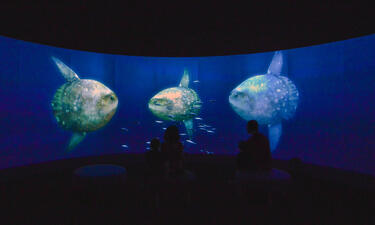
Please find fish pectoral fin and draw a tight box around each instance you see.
[268,122,282,152]
[179,69,190,88]
[183,119,194,139]
[67,132,86,152]
[51,57,80,82]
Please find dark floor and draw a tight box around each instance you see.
[0,154,374,225]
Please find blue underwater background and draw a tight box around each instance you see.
[0,34,374,175]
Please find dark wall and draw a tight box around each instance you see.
[0,1,374,56]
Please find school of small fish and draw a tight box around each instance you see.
[119,100,219,155]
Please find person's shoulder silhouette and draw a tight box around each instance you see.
[147,138,161,157]
[246,120,270,147]
[237,120,272,171]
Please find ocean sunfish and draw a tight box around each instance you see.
[51,57,118,151]
[229,51,299,151]
[148,70,201,138]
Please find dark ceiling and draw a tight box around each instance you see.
[0,0,374,56]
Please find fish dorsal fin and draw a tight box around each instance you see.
[179,69,190,88]
[267,51,283,75]
[52,57,80,82]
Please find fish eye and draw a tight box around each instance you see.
[232,91,240,98]
[104,94,116,102]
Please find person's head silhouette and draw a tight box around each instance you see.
[247,120,259,134]
[164,125,180,143]
[150,138,160,151]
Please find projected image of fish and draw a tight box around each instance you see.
[148,70,201,138]
[51,57,118,151]
[229,51,299,151]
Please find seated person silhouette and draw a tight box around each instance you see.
[145,138,165,177]
[236,120,272,173]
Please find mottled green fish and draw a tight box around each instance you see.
[229,51,299,151]
[148,70,201,138]
[51,57,118,151]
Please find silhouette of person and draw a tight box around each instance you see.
[145,138,165,177]
[159,125,195,207]
[161,125,184,178]
[237,120,272,172]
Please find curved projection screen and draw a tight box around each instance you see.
[0,35,374,175]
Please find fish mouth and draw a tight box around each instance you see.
[229,90,242,107]
[105,98,118,121]
[228,93,236,106]
[105,106,117,122]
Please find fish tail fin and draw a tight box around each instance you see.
[67,132,86,152]
[268,123,282,152]
[183,119,194,139]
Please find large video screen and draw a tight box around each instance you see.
[0,35,374,175]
